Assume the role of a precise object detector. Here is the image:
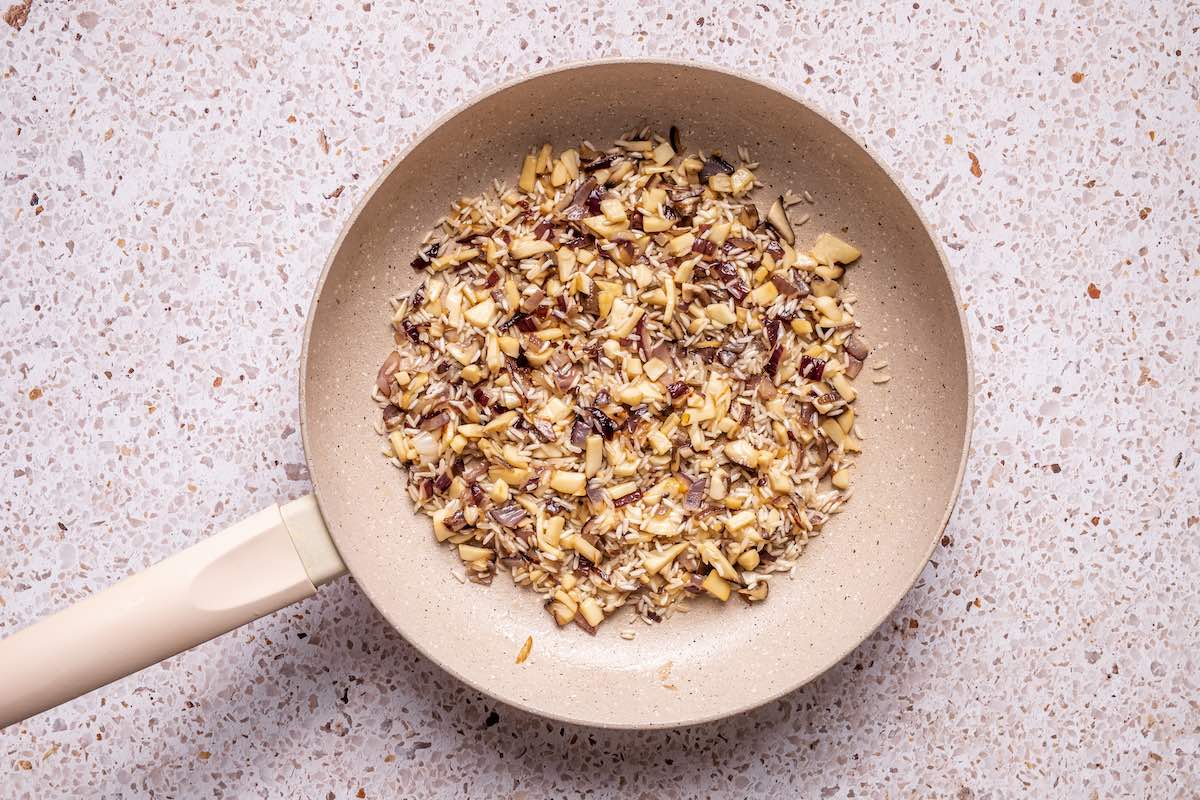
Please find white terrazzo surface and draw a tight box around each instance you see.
[2,1,1198,797]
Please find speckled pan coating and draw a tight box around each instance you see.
[301,60,972,728]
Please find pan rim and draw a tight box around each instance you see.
[299,56,976,729]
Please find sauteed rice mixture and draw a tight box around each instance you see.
[373,128,870,633]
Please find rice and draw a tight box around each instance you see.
[371,128,870,633]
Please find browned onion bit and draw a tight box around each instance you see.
[667,381,690,400]
[433,472,452,493]
[691,238,717,256]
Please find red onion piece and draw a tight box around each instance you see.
[845,335,870,361]
[586,482,607,512]
[800,355,826,381]
[554,365,580,394]
[770,273,804,296]
[845,355,864,379]
[418,410,451,431]
[582,153,618,172]
[382,404,404,428]
[636,316,651,361]
[570,417,591,447]
[585,184,605,215]
[766,318,782,350]
[376,352,401,394]
[409,242,439,270]
[462,458,489,482]
[766,346,783,379]
[613,489,643,509]
[489,502,528,528]
[520,289,546,313]
[398,319,420,342]
[590,407,617,439]
[683,476,708,511]
[529,419,556,442]
[699,156,734,181]
[560,176,597,213]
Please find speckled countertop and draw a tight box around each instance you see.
[1,1,1197,797]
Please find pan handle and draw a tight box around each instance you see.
[0,494,346,728]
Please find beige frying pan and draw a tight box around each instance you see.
[0,60,972,730]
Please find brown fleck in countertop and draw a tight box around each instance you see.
[1,2,1197,797]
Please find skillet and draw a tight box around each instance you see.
[0,59,973,730]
